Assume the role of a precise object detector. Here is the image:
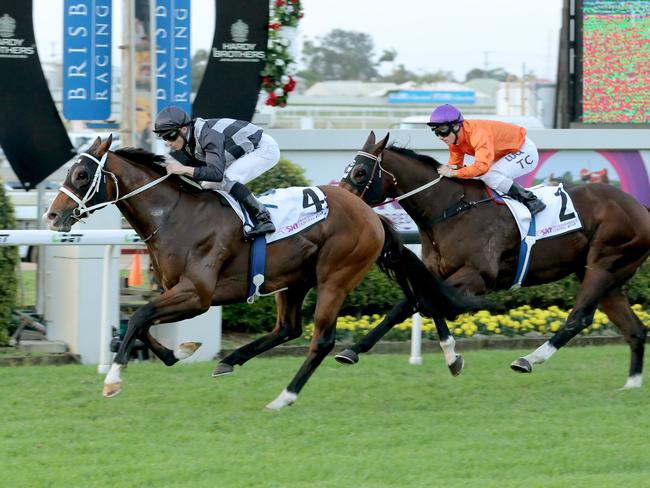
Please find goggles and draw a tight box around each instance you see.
[159,130,180,142]
[428,124,453,138]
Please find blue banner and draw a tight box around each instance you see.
[388,90,476,105]
[63,0,112,120]
[155,0,191,115]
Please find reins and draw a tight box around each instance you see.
[352,150,443,208]
[60,151,202,222]
[356,149,493,223]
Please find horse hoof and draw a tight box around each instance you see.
[448,355,464,376]
[103,382,122,398]
[212,363,234,377]
[175,341,202,360]
[335,349,359,365]
[265,389,298,411]
[510,358,532,373]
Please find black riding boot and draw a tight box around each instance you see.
[506,182,547,216]
[229,182,275,237]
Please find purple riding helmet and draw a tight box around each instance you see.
[427,104,464,127]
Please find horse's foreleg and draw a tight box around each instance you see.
[214,288,306,376]
[104,282,207,397]
[137,327,201,366]
[335,297,414,365]
[600,290,647,389]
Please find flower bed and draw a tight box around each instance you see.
[302,304,650,343]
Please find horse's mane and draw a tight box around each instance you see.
[113,147,168,176]
[387,144,442,168]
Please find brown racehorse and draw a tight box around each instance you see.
[340,131,650,389]
[45,136,474,409]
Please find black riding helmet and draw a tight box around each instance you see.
[153,106,191,138]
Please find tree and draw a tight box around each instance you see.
[0,178,18,345]
[191,49,209,93]
[247,157,310,194]
[380,65,456,84]
[298,29,392,83]
[465,67,518,82]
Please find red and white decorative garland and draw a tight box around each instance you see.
[261,0,303,107]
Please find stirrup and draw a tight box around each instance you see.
[527,200,547,216]
[244,221,275,238]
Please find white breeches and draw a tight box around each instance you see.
[202,133,280,191]
[478,137,540,193]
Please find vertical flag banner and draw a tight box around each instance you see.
[193,0,268,121]
[63,0,112,120]
[154,0,191,115]
[0,0,74,188]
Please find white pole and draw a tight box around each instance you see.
[409,312,423,365]
[121,0,136,147]
[407,243,423,365]
[97,245,115,374]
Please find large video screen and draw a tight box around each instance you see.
[582,0,649,123]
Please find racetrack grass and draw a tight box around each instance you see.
[2,346,650,488]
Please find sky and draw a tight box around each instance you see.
[34,0,563,81]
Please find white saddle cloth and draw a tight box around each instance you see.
[499,183,583,241]
[217,186,329,243]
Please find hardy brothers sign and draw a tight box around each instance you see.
[192,0,268,121]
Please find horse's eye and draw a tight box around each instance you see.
[73,167,89,185]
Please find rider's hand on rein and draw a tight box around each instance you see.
[438,165,457,178]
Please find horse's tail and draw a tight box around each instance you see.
[376,216,481,319]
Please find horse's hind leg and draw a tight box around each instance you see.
[434,316,464,376]
[266,285,346,410]
[213,288,307,376]
[511,267,609,373]
[599,290,647,389]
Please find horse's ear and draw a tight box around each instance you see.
[364,131,376,148]
[96,134,113,156]
[88,137,102,152]
[376,132,390,152]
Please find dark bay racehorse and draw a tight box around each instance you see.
[45,136,473,409]
[340,131,650,389]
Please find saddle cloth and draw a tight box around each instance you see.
[496,183,583,242]
[217,186,329,243]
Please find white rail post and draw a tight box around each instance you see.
[409,313,423,365]
[98,244,115,374]
[406,243,424,365]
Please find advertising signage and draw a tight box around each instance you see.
[63,0,112,120]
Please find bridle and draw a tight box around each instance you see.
[347,149,444,207]
[59,151,172,221]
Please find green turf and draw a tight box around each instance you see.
[2,346,650,487]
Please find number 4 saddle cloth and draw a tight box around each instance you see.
[493,183,583,242]
[217,186,329,244]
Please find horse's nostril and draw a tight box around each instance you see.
[47,212,58,221]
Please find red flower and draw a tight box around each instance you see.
[283,75,297,93]
[262,76,273,87]
[266,92,278,106]
[268,22,281,30]
[276,0,285,5]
